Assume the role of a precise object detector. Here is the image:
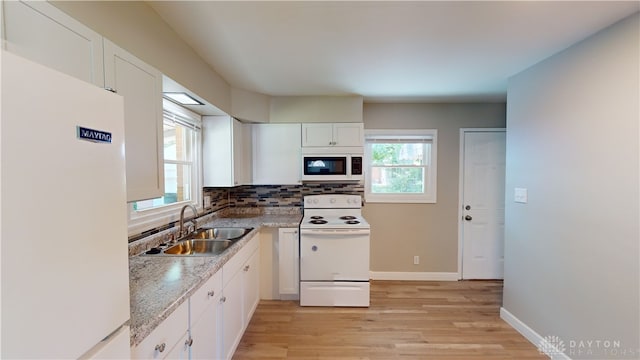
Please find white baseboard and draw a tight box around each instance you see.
[500,307,571,360]
[370,271,459,281]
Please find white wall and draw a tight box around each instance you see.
[271,96,363,123]
[503,12,639,357]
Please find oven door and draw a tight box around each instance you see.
[299,228,370,281]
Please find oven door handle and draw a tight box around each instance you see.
[300,228,370,236]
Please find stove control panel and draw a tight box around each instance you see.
[304,194,362,209]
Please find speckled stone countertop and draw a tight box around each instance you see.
[128,212,301,347]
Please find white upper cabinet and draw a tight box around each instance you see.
[1,1,105,87]
[104,40,164,202]
[252,124,301,185]
[302,123,364,147]
[203,116,252,187]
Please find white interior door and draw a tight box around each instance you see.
[460,130,506,279]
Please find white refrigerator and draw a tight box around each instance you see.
[1,50,131,358]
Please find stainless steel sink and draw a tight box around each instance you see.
[186,227,252,240]
[143,227,254,257]
[164,239,232,256]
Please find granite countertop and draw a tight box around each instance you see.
[128,212,301,347]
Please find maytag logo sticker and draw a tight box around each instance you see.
[77,126,112,144]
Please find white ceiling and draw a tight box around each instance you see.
[149,1,638,102]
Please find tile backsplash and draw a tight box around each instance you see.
[129,183,363,246]
[214,183,364,208]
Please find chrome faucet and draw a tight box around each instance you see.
[179,204,198,237]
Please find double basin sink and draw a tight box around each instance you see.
[146,227,253,256]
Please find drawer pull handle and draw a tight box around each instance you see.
[155,343,166,353]
[207,290,215,297]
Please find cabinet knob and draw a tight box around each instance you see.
[244,265,250,272]
[155,343,166,353]
[185,337,194,347]
[207,290,215,297]
[220,296,227,303]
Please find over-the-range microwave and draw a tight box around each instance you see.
[301,148,363,182]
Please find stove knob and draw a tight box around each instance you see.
[330,198,336,204]
[313,199,319,204]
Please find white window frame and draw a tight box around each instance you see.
[128,99,203,235]
[365,129,437,203]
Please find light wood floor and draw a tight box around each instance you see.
[234,280,546,359]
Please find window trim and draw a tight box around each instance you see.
[364,129,437,204]
[127,100,203,236]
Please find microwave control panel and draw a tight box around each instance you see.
[351,157,363,175]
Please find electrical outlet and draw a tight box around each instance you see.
[413,256,420,265]
[514,188,528,203]
[204,195,212,209]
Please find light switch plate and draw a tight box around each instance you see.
[514,188,528,203]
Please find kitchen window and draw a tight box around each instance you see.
[129,99,202,233]
[364,129,437,203]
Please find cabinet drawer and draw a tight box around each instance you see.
[132,301,188,359]
[191,270,222,321]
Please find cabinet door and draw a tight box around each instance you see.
[163,333,190,360]
[232,120,252,185]
[301,123,334,147]
[104,39,164,202]
[278,228,299,298]
[2,1,105,87]
[334,123,364,146]
[190,271,222,360]
[242,248,260,325]
[132,302,189,360]
[252,124,302,185]
[203,116,250,187]
[221,269,244,360]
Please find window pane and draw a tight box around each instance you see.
[371,167,424,193]
[133,163,192,211]
[164,121,194,161]
[371,143,425,166]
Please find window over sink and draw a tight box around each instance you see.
[129,99,202,234]
[364,129,437,203]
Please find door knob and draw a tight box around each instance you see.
[464,215,472,221]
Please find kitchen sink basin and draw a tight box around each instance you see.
[185,227,253,240]
[163,239,232,256]
[143,227,254,257]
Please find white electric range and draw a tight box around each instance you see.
[299,194,370,307]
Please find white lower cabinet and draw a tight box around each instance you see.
[132,301,189,359]
[164,332,190,360]
[134,235,261,360]
[242,249,260,324]
[278,228,299,299]
[221,265,244,360]
[220,234,260,359]
[189,271,222,360]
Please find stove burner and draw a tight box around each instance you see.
[345,220,360,225]
[310,219,328,224]
[310,216,325,220]
[340,216,357,220]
